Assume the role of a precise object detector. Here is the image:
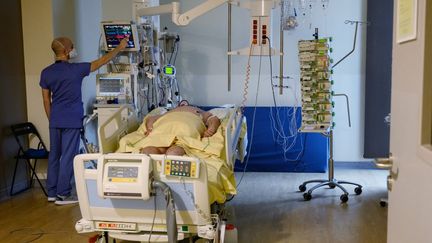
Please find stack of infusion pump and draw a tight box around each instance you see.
[298,38,334,132]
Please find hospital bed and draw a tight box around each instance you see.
[74,105,246,242]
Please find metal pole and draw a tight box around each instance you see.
[333,93,352,127]
[228,3,232,91]
[332,22,359,69]
[279,16,284,94]
[328,130,334,180]
[152,180,177,243]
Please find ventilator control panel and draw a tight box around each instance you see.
[96,73,132,105]
[163,158,199,178]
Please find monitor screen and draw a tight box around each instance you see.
[103,24,136,49]
[99,78,122,94]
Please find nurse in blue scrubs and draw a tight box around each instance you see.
[40,37,128,205]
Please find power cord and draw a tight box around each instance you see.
[9,228,81,243]
[240,42,254,110]
[236,45,264,190]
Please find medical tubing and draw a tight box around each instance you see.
[266,37,303,161]
[267,37,285,136]
[241,42,254,111]
[151,180,177,243]
[173,41,179,65]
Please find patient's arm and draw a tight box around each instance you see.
[145,114,162,135]
[203,112,221,137]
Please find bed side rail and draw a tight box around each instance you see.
[225,106,244,169]
[98,105,139,154]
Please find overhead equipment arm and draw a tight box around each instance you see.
[136,0,230,26]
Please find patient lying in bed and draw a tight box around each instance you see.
[139,100,221,156]
[116,103,243,203]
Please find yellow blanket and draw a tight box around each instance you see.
[117,110,237,204]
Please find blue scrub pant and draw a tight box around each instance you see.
[47,128,80,197]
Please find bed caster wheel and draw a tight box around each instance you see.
[299,184,307,192]
[303,193,312,201]
[380,200,387,207]
[354,187,362,195]
[340,194,349,203]
[329,184,336,189]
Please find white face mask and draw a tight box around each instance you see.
[69,48,78,59]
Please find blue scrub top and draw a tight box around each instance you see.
[40,61,91,128]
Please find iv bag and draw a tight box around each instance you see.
[281,0,298,30]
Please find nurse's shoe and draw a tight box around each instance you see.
[55,195,78,205]
[47,196,57,202]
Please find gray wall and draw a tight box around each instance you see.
[51,0,102,145]
[52,0,76,40]
[0,1,28,200]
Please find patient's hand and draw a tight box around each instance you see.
[202,115,220,138]
[203,128,216,138]
[144,129,151,136]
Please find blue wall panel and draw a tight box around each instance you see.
[235,107,328,173]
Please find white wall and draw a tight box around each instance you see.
[158,0,367,161]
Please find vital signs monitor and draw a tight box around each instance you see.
[101,21,140,51]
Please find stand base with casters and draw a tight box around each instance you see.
[299,178,363,203]
[298,131,363,203]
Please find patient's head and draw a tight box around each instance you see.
[171,100,205,115]
[179,100,189,106]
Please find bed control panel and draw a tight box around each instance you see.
[97,154,152,200]
[162,157,200,179]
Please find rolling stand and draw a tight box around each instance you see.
[298,130,363,203]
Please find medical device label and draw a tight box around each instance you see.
[96,221,137,231]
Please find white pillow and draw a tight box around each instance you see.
[208,107,232,120]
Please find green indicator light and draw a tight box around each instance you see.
[165,67,173,75]
[182,226,189,232]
